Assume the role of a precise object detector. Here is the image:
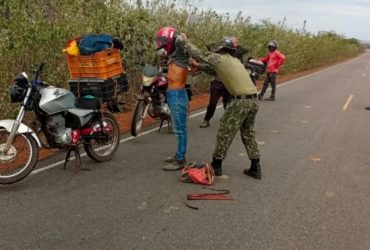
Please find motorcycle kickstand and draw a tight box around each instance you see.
[158,119,165,133]
[63,145,90,171]
[158,118,171,133]
[63,147,72,170]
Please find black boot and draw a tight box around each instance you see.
[211,157,223,176]
[243,159,261,179]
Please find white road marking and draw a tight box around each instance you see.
[363,73,366,78]
[32,106,220,175]
[342,94,354,111]
[33,58,357,175]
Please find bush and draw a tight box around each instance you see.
[0,0,362,118]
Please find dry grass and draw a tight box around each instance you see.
[0,0,362,118]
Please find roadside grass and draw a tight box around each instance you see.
[0,0,363,118]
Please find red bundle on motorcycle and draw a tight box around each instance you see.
[66,48,124,79]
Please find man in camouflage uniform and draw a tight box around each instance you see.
[200,37,248,128]
[179,35,262,179]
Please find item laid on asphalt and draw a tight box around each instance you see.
[181,162,215,185]
[184,187,233,210]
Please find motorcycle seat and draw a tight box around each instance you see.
[75,97,101,110]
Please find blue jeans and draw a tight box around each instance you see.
[167,88,188,161]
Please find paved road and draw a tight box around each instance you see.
[1,51,370,250]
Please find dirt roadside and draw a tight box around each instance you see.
[114,59,352,135]
[37,58,354,160]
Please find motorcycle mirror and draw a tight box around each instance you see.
[34,62,46,80]
[142,65,158,77]
[38,62,45,72]
[21,72,28,80]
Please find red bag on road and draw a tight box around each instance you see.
[181,162,215,185]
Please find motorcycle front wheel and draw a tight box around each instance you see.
[84,113,120,162]
[0,130,38,185]
[130,99,150,137]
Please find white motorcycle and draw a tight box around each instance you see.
[0,63,121,185]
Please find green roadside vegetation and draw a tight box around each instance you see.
[0,0,363,118]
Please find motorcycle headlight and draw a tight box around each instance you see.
[15,73,29,88]
[9,84,27,103]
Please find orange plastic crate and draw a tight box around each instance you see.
[66,48,124,79]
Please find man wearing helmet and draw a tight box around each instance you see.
[199,36,248,129]
[178,35,262,179]
[258,40,286,101]
[154,27,190,171]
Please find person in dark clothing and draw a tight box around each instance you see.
[200,79,229,128]
[199,36,248,128]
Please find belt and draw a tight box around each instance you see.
[230,94,257,99]
[184,188,233,210]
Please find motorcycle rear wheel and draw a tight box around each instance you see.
[130,100,149,137]
[0,131,38,185]
[84,113,120,162]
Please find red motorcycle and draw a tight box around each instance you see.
[130,65,171,136]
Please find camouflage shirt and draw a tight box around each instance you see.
[167,36,191,69]
[177,35,257,95]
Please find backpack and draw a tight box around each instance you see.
[78,34,113,55]
[181,162,215,185]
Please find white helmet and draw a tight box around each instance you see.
[268,40,278,48]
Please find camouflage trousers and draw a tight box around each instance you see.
[213,98,260,160]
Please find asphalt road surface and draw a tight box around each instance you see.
[1,51,370,250]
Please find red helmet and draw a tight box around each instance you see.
[154,27,178,56]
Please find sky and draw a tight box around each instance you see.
[196,0,370,41]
